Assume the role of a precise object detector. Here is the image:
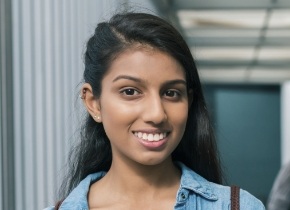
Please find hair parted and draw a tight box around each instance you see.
[59,12,222,199]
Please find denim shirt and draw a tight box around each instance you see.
[44,162,265,210]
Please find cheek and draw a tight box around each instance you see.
[168,102,188,120]
[101,100,139,127]
[171,105,189,133]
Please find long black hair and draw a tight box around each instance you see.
[59,12,222,199]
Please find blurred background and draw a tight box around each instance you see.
[1,0,289,209]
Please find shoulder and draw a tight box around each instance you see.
[239,188,265,209]
[210,182,265,209]
[177,162,265,209]
[43,171,106,210]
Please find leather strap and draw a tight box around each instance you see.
[231,185,240,210]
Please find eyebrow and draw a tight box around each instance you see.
[112,75,187,86]
[113,75,142,83]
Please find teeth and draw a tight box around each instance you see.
[137,132,142,138]
[134,132,168,141]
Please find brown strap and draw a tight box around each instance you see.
[231,185,240,210]
[54,199,64,210]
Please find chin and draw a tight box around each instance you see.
[136,155,172,166]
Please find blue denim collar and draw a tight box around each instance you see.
[60,162,218,209]
[176,162,218,201]
[60,171,106,209]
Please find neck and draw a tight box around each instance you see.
[104,158,181,195]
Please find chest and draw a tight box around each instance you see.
[89,193,227,210]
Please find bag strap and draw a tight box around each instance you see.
[231,185,240,210]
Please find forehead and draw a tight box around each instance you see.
[104,48,186,82]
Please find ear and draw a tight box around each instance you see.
[81,83,102,123]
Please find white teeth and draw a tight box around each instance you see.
[134,132,168,141]
[153,134,159,141]
[148,134,154,141]
[138,132,142,138]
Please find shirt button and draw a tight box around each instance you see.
[181,192,186,199]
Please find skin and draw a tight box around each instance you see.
[82,48,192,210]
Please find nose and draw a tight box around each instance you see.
[142,93,167,125]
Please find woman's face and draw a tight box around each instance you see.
[98,48,190,166]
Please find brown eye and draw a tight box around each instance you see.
[164,90,179,97]
[121,88,140,96]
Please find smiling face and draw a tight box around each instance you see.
[86,48,191,166]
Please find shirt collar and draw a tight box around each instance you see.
[60,171,106,210]
[60,162,218,209]
[176,161,218,201]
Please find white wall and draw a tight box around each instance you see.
[281,81,290,165]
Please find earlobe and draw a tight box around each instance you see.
[93,115,102,122]
[81,83,102,122]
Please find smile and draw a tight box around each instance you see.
[133,132,168,142]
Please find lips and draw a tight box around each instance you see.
[133,131,168,142]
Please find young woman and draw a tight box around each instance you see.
[45,12,265,210]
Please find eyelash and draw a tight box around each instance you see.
[164,90,181,98]
[120,88,140,96]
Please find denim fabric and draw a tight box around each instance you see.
[44,162,265,210]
